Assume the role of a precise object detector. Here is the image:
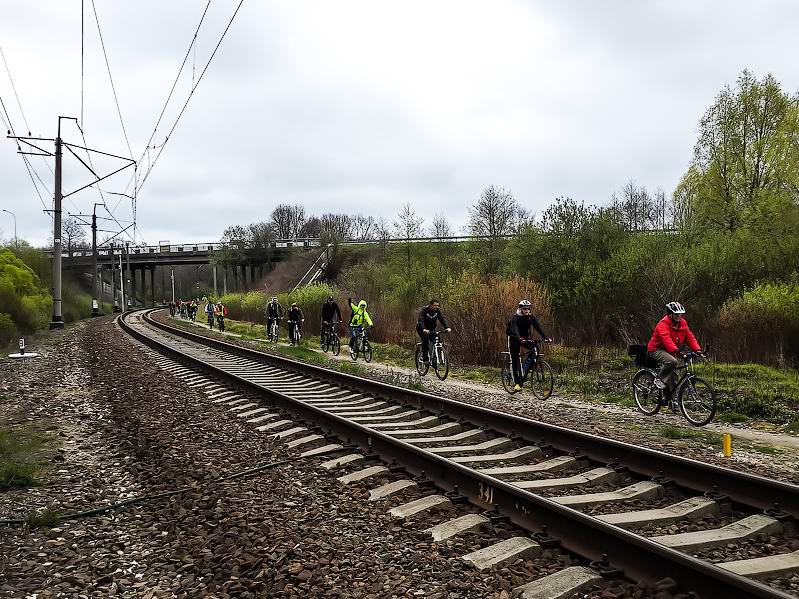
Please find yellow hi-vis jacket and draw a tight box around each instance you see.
[349,300,373,327]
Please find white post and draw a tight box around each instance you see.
[170,268,175,304]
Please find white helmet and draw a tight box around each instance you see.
[666,301,686,315]
[518,299,532,309]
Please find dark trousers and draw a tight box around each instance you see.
[510,338,536,385]
[416,325,437,360]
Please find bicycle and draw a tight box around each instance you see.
[415,330,450,380]
[629,345,717,426]
[267,318,281,343]
[321,321,341,356]
[288,320,303,346]
[500,339,554,399]
[349,326,372,362]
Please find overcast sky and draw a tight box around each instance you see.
[1,1,797,247]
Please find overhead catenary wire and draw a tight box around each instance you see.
[117,0,213,207]
[136,0,245,196]
[90,0,134,161]
[0,44,55,182]
[0,92,51,215]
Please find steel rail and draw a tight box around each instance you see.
[137,309,799,515]
[119,309,797,599]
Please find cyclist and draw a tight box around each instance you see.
[204,298,215,329]
[265,296,284,339]
[417,299,451,364]
[215,301,228,332]
[507,300,552,392]
[647,302,702,396]
[321,295,343,344]
[348,297,373,349]
[287,302,305,344]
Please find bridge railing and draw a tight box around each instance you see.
[51,229,679,259]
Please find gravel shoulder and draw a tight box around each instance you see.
[157,312,799,485]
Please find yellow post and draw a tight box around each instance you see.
[722,432,732,458]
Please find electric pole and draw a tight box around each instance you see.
[50,120,65,329]
[91,203,102,316]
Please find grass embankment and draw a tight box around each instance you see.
[166,315,799,426]
[0,418,52,491]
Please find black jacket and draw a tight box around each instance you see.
[266,303,283,319]
[321,301,342,322]
[507,313,547,340]
[417,306,450,331]
[287,306,304,322]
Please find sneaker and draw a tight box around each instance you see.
[513,384,522,392]
[653,378,666,390]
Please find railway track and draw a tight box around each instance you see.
[120,308,799,599]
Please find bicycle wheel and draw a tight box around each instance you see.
[415,344,429,376]
[434,345,449,381]
[332,335,340,356]
[349,338,358,361]
[321,331,329,352]
[529,360,553,399]
[364,340,372,363]
[679,376,717,426]
[632,369,661,416]
[500,354,516,394]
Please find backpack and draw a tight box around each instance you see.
[223,306,229,316]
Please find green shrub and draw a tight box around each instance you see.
[719,279,799,365]
[0,313,17,348]
[0,249,52,333]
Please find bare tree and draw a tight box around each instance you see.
[352,214,376,240]
[467,185,520,274]
[63,217,87,258]
[270,204,307,239]
[320,213,354,242]
[300,216,322,238]
[429,213,452,239]
[393,203,424,276]
[375,216,391,250]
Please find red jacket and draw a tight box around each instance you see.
[647,315,701,354]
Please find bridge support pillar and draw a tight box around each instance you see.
[140,268,146,307]
[223,267,228,294]
[111,264,118,312]
[131,267,137,307]
[150,268,156,306]
[213,265,218,296]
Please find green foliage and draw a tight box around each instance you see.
[0,313,17,348]
[0,248,52,333]
[24,509,61,529]
[0,426,50,490]
[687,71,799,233]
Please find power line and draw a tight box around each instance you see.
[117,0,212,204]
[0,44,55,183]
[0,46,31,134]
[1,93,51,215]
[136,0,245,196]
[81,0,85,127]
[90,0,134,160]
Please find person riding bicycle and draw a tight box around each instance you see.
[204,299,215,329]
[417,299,451,365]
[265,297,284,338]
[287,302,305,343]
[321,295,343,343]
[348,297,373,348]
[647,302,702,397]
[507,300,552,392]
[215,301,228,333]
